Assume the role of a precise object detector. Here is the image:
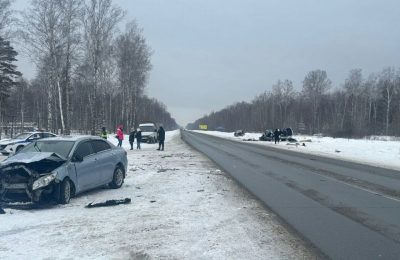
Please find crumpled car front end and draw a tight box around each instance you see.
[0,152,66,203]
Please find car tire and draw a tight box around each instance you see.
[110,166,124,189]
[16,146,24,153]
[58,178,71,204]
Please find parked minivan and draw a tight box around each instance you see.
[138,123,158,143]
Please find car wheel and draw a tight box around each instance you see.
[16,146,24,152]
[110,166,124,189]
[58,178,71,204]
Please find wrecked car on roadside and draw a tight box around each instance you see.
[0,136,127,204]
[234,130,245,137]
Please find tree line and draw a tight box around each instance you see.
[188,68,400,138]
[0,0,178,137]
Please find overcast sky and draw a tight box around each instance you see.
[13,0,400,126]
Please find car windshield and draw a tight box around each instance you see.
[20,140,75,158]
[13,133,32,140]
[140,126,155,132]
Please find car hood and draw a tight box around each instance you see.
[0,152,67,174]
[0,138,24,145]
[141,132,154,136]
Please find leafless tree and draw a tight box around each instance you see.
[0,0,15,39]
[302,70,331,134]
[378,67,396,135]
[82,0,124,134]
[115,21,152,129]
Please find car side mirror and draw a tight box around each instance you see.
[72,154,83,162]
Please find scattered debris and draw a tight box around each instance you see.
[150,200,156,203]
[335,150,341,153]
[161,155,173,158]
[157,168,179,173]
[243,138,257,141]
[0,207,5,214]
[86,198,131,208]
[197,189,205,192]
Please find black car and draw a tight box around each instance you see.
[234,130,245,137]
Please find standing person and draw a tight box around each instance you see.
[274,128,280,144]
[157,125,165,151]
[116,126,124,147]
[100,127,108,139]
[136,128,142,149]
[129,128,136,150]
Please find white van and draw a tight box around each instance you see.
[138,123,158,143]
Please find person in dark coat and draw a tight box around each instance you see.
[274,128,280,144]
[135,128,142,149]
[128,128,136,150]
[157,125,165,151]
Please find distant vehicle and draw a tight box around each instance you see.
[259,128,293,141]
[234,130,245,137]
[259,129,274,141]
[0,132,57,155]
[279,128,293,141]
[139,123,158,143]
[0,136,127,204]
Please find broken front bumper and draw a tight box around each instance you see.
[0,165,55,203]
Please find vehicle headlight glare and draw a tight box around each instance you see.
[32,173,57,191]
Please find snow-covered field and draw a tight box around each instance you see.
[0,131,316,259]
[194,130,400,171]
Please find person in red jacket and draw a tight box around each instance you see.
[116,126,124,147]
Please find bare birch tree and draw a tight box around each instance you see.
[302,70,331,134]
[115,21,152,129]
[21,0,81,133]
[0,0,14,39]
[82,0,123,134]
[378,67,396,135]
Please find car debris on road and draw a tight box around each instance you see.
[86,198,131,208]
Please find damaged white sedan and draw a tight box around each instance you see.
[0,136,127,204]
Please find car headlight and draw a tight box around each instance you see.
[32,173,57,191]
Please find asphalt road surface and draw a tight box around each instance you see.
[181,130,400,260]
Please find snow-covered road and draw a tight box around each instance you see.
[0,131,316,259]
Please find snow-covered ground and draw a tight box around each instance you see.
[194,130,400,171]
[0,131,316,259]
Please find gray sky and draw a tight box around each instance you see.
[13,0,400,126]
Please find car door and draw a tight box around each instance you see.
[72,141,99,191]
[90,140,115,184]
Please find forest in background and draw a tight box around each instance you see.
[0,0,178,137]
[188,68,400,138]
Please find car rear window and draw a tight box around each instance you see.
[42,133,56,138]
[91,140,111,153]
[74,142,94,158]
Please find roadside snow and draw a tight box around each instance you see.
[0,130,316,259]
[194,130,400,171]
